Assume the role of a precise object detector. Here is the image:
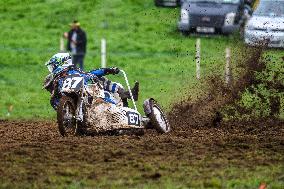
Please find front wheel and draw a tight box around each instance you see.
[57,96,78,136]
[146,99,170,133]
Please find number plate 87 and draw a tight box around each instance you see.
[62,76,84,92]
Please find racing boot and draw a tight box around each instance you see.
[125,81,139,101]
[118,81,139,105]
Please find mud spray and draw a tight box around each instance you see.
[168,47,283,133]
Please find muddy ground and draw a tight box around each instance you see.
[1,49,283,188]
[0,117,283,188]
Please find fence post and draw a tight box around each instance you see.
[60,37,65,52]
[225,47,232,85]
[196,38,201,80]
[101,38,106,68]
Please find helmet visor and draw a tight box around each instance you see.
[62,59,73,68]
[46,64,56,73]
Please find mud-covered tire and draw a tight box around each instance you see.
[148,99,170,133]
[57,96,78,137]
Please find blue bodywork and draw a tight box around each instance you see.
[52,68,117,109]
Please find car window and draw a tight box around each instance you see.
[254,0,284,17]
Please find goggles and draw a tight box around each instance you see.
[46,63,57,73]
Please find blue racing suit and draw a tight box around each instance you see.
[49,66,121,109]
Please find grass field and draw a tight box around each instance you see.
[0,1,283,189]
[0,0,241,119]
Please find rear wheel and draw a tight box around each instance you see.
[57,96,78,136]
[149,99,170,133]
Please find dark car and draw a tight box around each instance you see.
[178,0,246,35]
[154,0,184,7]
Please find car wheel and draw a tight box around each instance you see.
[154,0,163,6]
[181,31,190,36]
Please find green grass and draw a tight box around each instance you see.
[222,49,284,120]
[0,1,283,188]
[0,0,237,119]
[0,161,283,189]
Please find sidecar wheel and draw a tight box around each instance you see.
[57,96,79,137]
[148,99,170,133]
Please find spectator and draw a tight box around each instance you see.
[64,20,87,70]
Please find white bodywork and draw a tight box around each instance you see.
[244,0,284,48]
[82,77,146,132]
[245,17,284,48]
[86,100,143,132]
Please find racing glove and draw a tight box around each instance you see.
[105,67,120,75]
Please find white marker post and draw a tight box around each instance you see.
[101,38,106,68]
[60,37,65,52]
[196,38,201,80]
[225,47,232,85]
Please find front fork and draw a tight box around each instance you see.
[75,85,93,122]
[75,92,85,122]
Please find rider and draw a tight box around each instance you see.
[43,53,139,109]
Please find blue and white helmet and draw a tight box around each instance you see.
[45,53,73,74]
